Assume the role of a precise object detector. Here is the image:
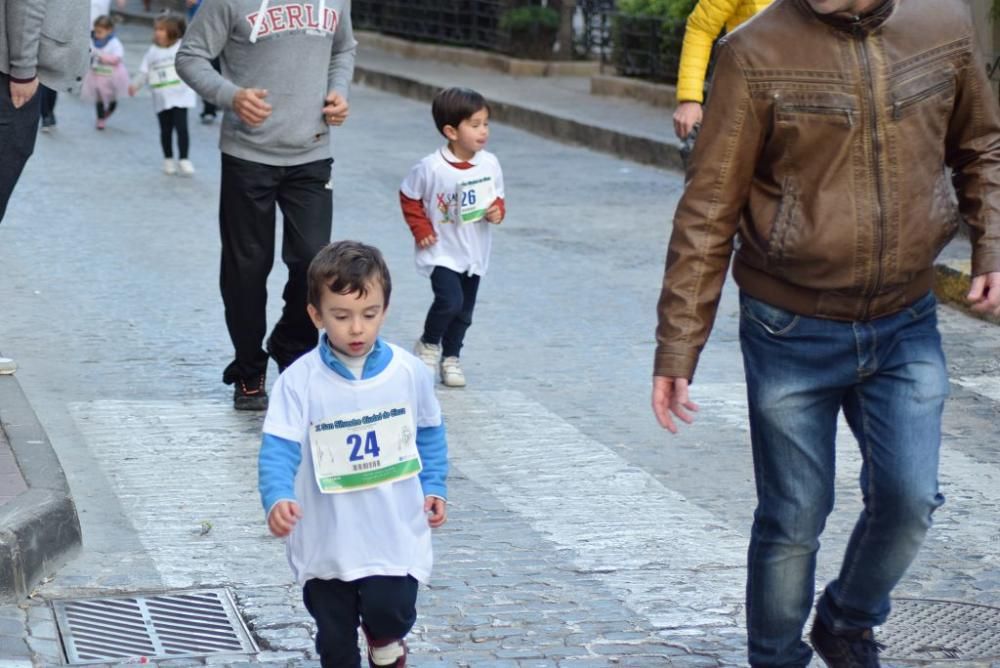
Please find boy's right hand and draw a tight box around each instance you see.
[417,233,437,249]
[267,500,302,537]
[233,88,272,127]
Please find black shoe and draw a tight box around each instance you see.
[200,112,216,125]
[233,374,268,411]
[41,115,56,131]
[810,616,882,668]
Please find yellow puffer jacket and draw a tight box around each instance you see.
[675,0,772,103]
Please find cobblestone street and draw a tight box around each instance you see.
[1,23,999,668]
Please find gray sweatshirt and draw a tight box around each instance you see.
[177,0,356,166]
[1,0,89,91]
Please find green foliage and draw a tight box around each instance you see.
[499,5,561,32]
[618,0,697,20]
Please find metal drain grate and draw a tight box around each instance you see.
[53,589,257,665]
[880,598,1000,662]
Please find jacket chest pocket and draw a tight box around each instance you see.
[773,92,859,129]
[890,70,955,121]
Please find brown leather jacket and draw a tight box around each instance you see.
[654,0,1000,380]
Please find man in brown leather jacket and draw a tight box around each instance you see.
[652,0,1000,666]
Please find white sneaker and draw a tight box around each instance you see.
[163,158,178,175]
[440,356,466,387]
[413,339,441,370]
[178,159,195,176]
[0,357,16,375]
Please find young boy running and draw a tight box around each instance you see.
[400,87,505,387]
[258,240,448,668]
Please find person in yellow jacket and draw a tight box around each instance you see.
[673,0,771,139]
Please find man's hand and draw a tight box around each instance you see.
[967,272,1000,316]
[322,91,349,126]
[233,88,272,127]
[672,101,703,140]
[128,84,137,97]
[267,500,302,537]
[425,496,447,528]
[485,202,503,224]
[10,78,39,109]
[417,233,437,249]
[652,376,699,434]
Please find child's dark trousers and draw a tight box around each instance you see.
[422,266,480,358]
[303,575,418,668]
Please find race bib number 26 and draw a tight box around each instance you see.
[309,404,421,493]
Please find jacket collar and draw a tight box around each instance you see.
[318,335,393,380]
[798,0,895,34]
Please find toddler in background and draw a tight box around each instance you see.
[80,15,129,130]
[130,13,198,175]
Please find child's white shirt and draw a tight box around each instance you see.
[401,146,504,278]
[137,41,197,112]
[263,343,442,585]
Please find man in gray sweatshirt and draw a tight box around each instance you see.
[1,0,89,224]
[177,0,356,410]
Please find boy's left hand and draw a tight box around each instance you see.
[424,496,447,528]
[485,203,503,224]
[323,91,349,126]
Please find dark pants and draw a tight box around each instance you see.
[303,576,418,668]
[422,266,480,358]
[0,73,41,223]
[96,100,118,119]
[157,107,189,159]
[39,85,57,121]
[219,153,332,384]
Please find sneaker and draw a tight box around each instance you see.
[363,626,407,667]
[440,356,466,387]
[413,339,441,370]
[178,159,195,176]
[41,115,56,131]
[233,374,268,411]
[810,616,883,668]
[96,118,106,130]
[0,357,16,375]
[163,158,178,175]
[200,112,216,125]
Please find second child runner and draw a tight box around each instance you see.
[400,87,506,388]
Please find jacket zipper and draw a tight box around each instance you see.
[781,104,855,127]
[856,34,886,319]
[892,79,952,119]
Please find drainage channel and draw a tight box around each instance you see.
[52,588,257,665]
[880,598,1000,663]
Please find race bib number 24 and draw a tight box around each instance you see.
[309,404,421,493]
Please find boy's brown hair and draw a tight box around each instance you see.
[307,241,392,309]
[431,87,490,136]
[154,12,186,44]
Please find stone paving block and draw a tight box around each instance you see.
[0,633,32,658]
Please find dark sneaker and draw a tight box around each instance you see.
[200,112,216,125]
[233,374,268,411]
[810,616,882,668]
[41,115,56,131]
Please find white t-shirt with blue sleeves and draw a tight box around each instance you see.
[261,339,446,585]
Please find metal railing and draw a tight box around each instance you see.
[577,6,687,84]
[352,0,510,52]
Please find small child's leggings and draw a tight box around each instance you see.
[96,100,117,119]
[422,266,481,358]
[303,575,417,668]
[157,107,189,160]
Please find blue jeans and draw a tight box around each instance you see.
[739,291,947,667]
